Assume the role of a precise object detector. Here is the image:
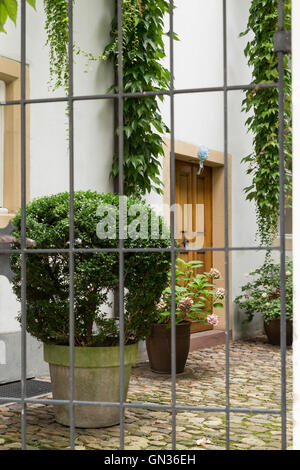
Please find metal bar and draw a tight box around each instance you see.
[0,394,284,415]
[169,0,177,451]
[222,0,231,451]
[117,0,125,451]
[68,0,75,450]
[292,0,300,449]
[0,82,280,107]
[20,0,27,452]
[0,246,282,255]
[277,0,287,451]
[1,0,288,453]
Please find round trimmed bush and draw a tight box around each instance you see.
[11,191,171,346]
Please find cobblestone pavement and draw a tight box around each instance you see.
[0,337,292,450]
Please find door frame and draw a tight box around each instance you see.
[162,138,232,331]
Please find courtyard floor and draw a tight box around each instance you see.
[0,336,293,450]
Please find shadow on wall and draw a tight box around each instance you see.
[233,303,264,341]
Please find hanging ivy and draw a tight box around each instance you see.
[87,0,173,197]
[113,0,174,197]
[80,0,142,65]
[240,0,292,246]
[43,0,69,93]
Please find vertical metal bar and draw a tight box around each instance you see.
[292,0,300,450]
[277,0,287,451]
[222,0,230,450]
[68,0,75,450]
[117,0,125,451]
[169,0,176,450]
[20,0,27,451]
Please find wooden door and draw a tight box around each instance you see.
[175,160,213,333]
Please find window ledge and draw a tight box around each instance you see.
[0,213,15,229]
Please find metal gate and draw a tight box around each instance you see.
[0,0,290,450]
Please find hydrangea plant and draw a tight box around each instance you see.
[155,258,225,327]
[234,260,293,324]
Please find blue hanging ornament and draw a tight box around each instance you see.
[197,145,209,175]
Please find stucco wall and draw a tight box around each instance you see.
[0,1,114,381]
[149,0,266,339]
[0,1,268,383]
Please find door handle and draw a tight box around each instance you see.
[182,238,189,248]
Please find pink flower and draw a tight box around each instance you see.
[157,299,167,311]
[209,268,221,279]
[177,297,194,314]
[216,288,225,299]
[207,313,219,326]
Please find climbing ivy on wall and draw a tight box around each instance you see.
[106,0,172,197]
[79,0,172,196]
[241,0,292,246]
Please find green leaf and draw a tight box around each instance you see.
[0,2,8,32]
[26,0,36,9]
[3,0,17,25]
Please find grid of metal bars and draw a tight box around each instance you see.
[0,0,289,450]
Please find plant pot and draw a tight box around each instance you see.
[44,342,138,428]
[146,322,191,374]
[264,319,293,346]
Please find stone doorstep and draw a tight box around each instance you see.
[189,329,232,352]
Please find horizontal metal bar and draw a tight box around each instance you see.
[0,82,279,107]
[0,395,283,415]
[0,245,281,255]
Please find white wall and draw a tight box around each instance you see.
[0,1,114,336]
[0,1,271,352]
[149,0,264,338]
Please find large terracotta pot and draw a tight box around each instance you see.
[264,319,293,346]
[146,322,191,374]
[44,342,138,428]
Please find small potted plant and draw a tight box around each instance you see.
[146,259,225,374]
[234,260,293,346]
[11,191,171,427]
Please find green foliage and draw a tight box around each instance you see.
[234,259,293,324]
[156,258,224,326]
[0,0,35,33]
[11,191,171,346]
[43,0,69,93]
[2,1,173,197]
[106,0,172,196]
[240,0,292,246]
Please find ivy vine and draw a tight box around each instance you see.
[81,0,142,65]
[86,0,173,197]
[43,0,69,94]
[241,0,292,246]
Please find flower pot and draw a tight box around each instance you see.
[264,319,293,346]
[44,342,138,428]
[146,322,191,374]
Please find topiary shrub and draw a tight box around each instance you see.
[11,191,171,347]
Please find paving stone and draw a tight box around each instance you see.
[0,337,292,450]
